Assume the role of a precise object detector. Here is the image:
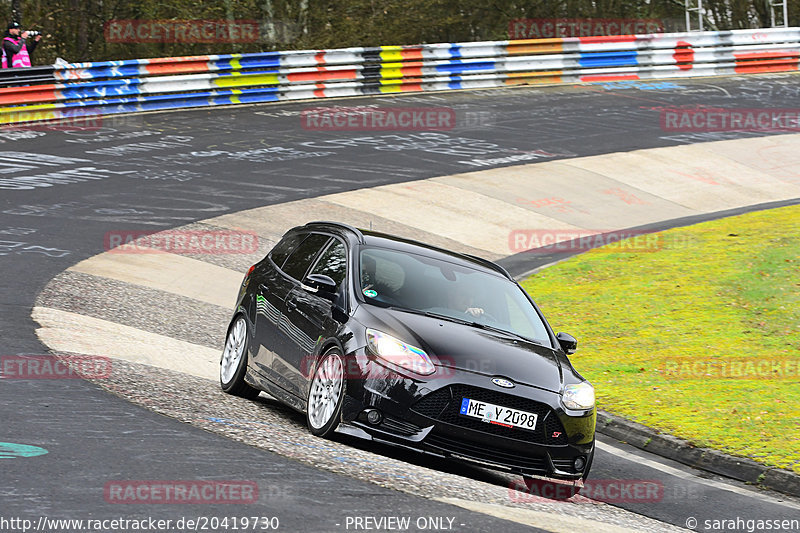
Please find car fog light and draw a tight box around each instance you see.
[365,409,383,425]
[574,456,586,471]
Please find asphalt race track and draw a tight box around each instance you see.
[2,74,800,532]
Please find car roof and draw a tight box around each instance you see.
[299,221,511,280]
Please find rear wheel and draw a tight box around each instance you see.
[306,348,345,437]
[220,315,261,400]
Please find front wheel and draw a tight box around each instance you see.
[220,315,261,400]
[306,348,345,437]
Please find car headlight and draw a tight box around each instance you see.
[366,329,435,376]
[562,382,595,410]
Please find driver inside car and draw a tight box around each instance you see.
[448,288,485,318]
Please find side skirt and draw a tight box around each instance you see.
[245,367,307,413]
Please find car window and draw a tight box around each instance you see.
[309,239,347,289]
[504,291,548,341]
[282,233,331,280]
[269,232,305,268]
[361,250,405,293]
[360,247,551,345]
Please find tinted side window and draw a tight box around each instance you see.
[282,234,331,280]
[269,233,304,268]
[309,240,347,288]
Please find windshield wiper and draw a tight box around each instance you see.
[473,323,547,346]
[389,306,470,324]
[389,306,480,326]
[389,307,548,346]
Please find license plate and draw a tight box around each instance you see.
[459,398,538,431]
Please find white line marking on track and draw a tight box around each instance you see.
[597,440,800,510]
[436,497,657,533]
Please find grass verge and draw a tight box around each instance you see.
[521,204,800,474]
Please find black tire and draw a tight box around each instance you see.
[306,348,345,438]
[220,315,261,400]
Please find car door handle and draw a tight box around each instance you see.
[286,299,298,310]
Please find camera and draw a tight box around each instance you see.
[25,30,40,37]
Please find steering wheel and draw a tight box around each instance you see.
[470,310,498,323]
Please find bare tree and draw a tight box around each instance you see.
[11,0,22,23]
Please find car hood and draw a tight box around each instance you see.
[354,305,564,393]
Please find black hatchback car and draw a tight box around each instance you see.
[220,221,596,484]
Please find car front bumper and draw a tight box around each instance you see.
[338,348,596,480]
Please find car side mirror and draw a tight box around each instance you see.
[556,332,577,355]
[302,274,338,301]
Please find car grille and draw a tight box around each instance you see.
[411,384,568,445]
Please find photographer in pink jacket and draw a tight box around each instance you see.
[3,21,42,68]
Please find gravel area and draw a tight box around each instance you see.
[146,220,278,273]
[37,270,231,350]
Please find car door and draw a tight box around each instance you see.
[269,233,333,394]
[281,238,348,399]
[251,231,305,379]
[252,232,328,386]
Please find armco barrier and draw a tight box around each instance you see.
[0,27,798,124]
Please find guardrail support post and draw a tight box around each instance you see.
[771,0,789,28]
[685,0,705,32]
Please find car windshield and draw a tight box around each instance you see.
[359,247,552,346]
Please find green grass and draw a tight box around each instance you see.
[521,205,800,473]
